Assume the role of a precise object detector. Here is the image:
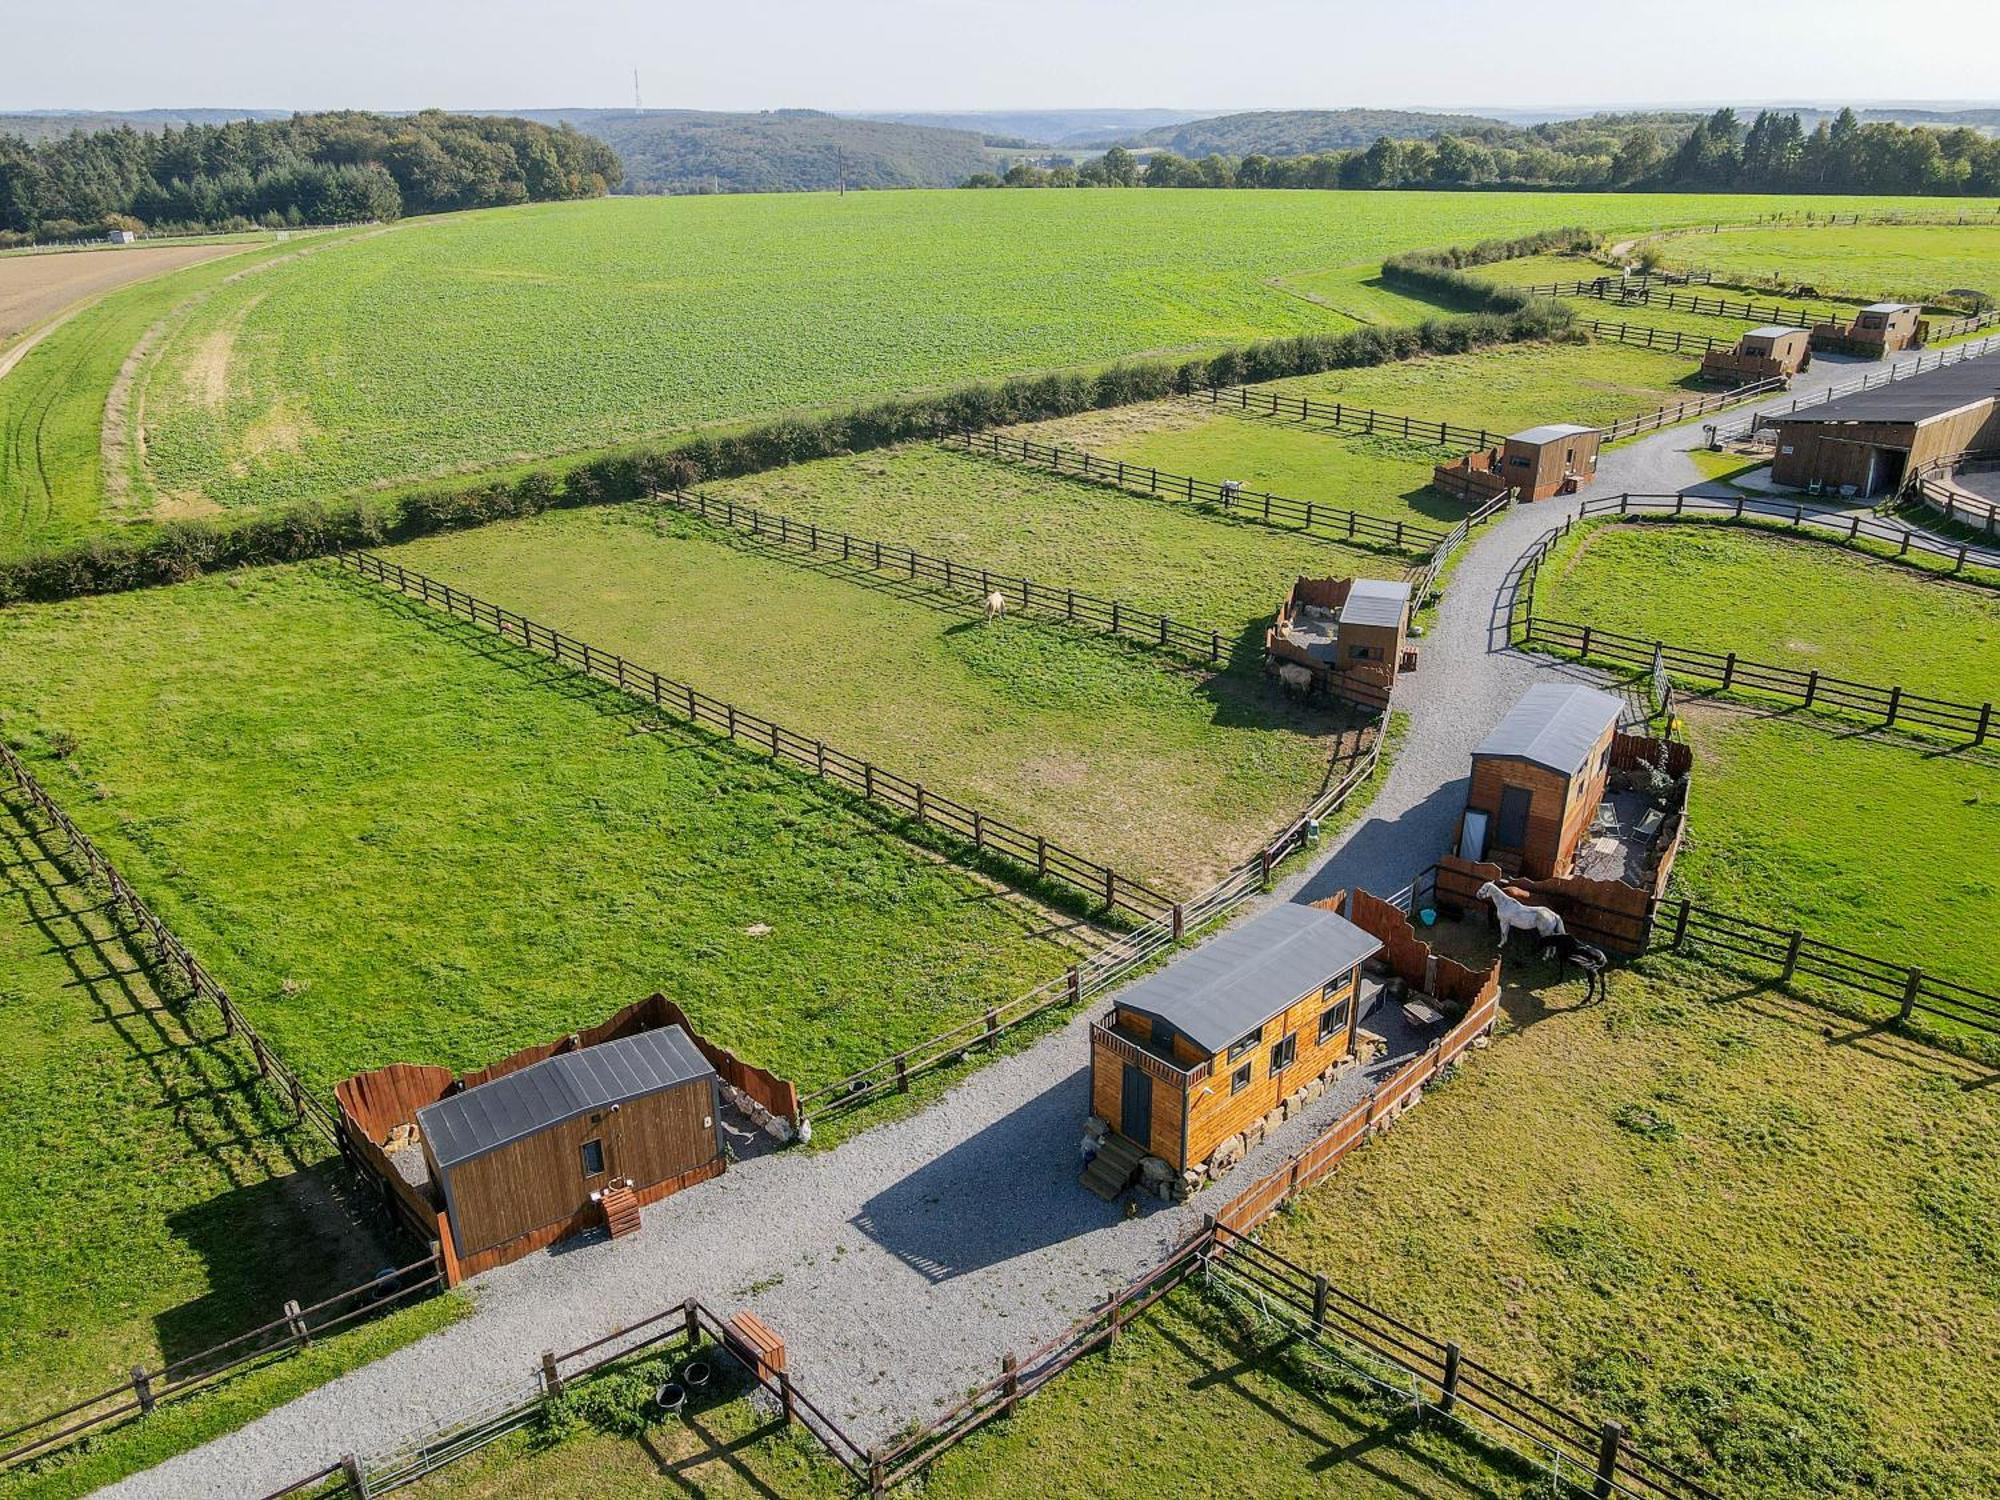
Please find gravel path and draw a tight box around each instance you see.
[102,350,1937,1498]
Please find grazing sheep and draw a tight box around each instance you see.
[1276,662,1315,697]
[984,590,1007,621]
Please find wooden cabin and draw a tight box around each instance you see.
[1455,682,1622,880]
[1433,423,1600,503]
[1767,348,2000,497]
[1699,325,1811,384]
[418,1026,723,1264]
[1264,576,1414,710]
[1083,903,1381,1196]
[1811,302,1926,358]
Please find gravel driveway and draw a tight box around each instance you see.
[101,350,1941,1498]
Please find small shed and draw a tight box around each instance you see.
[1264,576,1414,709]
[1811,302,1926,358]
[418,1025,722,1262]
[1085,903,1381,1192]
[1502,424,1601,500]
[1456,682,1623,879]
[1700,325,1811,384]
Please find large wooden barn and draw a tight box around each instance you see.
[1084,903,1381,1196]
[1765,349,2000,497]
[1455,682,1623,880]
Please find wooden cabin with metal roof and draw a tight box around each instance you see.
[1811,301,1927,358]
[1264,576,1414,709]
[1433,423,1601,503]
[1455,682,1623,879]
[1700,325,1812,384]
[1084,903,1381,1197]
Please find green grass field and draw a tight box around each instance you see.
[0,565,1081,1096]
[385,503,1348,890]
[1662,223,2000,303]
[1533,521,2000,707]
[61,191,1987,519]
[0,788,464,1497]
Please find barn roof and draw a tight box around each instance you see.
[1473,683,1623,777]
[1510,423,1597,445]
[1860,301,1915,313]
[1114,903,1380,1054]
[419,1026,714,1170]
[1774,349,2000,427]
[1338,577,1412,629]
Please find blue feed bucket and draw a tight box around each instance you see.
[1419,908,1438,927]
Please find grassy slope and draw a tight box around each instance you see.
[702,442,1389,633]
[0,565,1076,1094]
[1534,521,2000,706]
[1663,223,2000,303]
[387,504,1345,891]
[122,192,1991,511]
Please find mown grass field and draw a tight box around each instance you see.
[387,503,1348,890]
[1661,222,2000,302]
[0,564,1083,1097]
[1532,520,2000,707]
[84,191,1989,516]
[0,789,465,1499]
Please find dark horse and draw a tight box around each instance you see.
[1539,933,1611,1004]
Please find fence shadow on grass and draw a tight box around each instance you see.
[636,1412,793,1500]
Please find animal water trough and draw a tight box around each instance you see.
[655,1380,687,1416]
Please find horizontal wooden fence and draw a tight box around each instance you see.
[1535,279,1838,329]
[944,429,1449,554]
[1596,376,1785,443]
[1907,454,2000,538]
[1507,508,1995,745]
[331,550,1171,925]
[652,486,1230,664]
[1579,318,1734,356]
[0,741,338,1144]
[1575,488,1991,573]
[1517,269,1715,297]
[2,1254,443,1472]
[1720,330,2000,440]
[1192,381,1499,451]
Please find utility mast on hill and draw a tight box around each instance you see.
[633,69,642,112]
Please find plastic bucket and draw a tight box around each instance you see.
[655,1381,687,1416]
[683,1358,713,1393]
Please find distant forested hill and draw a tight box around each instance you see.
[850,109,1209,146]
[0,108,290,144]
[1109,109,1510,155]
[520,109,998,193]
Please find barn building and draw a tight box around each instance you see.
[1764,350,2000,497]
[1699,325,1811,384]
[1810,302,1926,358]
[1083,903,1381,1196]
[1455,682,1623,880]
[1264,576,1414,709]
[1433,423,1601,503]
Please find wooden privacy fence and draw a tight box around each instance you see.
[944,428,1449,554]
[1720,331,2000,439]
[652,485,1231,665]
[799,725,1388,1121]
[1192,382,1500,451]
[1596,377,1784,443]
[331,551,1172,926]
[0,741,338,1145]
[1508,505,1997,743]
[1,1253,444,1472]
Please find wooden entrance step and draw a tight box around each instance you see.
[1080,1132,1145,1200]
[600,1183,642,1239]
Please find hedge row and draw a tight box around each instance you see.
[0,300,1574,608]
[1381,226,1598,314]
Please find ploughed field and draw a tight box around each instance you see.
[0,241,256,351]
[0,564,1086,1098]
[31,189,1983,522]
[383,500,1351,891]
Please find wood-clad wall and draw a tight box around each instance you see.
[1182,976,1358,1169]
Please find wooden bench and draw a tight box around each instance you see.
[725,1310,786,1381]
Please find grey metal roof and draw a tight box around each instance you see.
[1510,423,1596,445]
[1860,302,1915,314]
[1775,349,2000,427]
[1743,325,1806,341]
[1115,903,1381,1054]
[1473,683,1622,777]
[419,1026,714,1171]
[1339,577,1412,629]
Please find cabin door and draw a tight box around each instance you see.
[1495,786,1532,851]
[1120,1063,1152,1147]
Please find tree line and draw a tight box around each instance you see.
[0,111,621,243]
[966,109,2000,196]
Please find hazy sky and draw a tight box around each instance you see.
[8,0,1999,113]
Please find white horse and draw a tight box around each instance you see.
[1477,880,1565,950]
[984,590,1007,621]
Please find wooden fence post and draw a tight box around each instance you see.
[1440,1342,1462,1415]
[342,1453,372,1500]
[869,1451,887,1498]
[540,1350,562,1396]
[1171,904,1185,942]
[1977,703,1992,748]
[778,1370,796,1425]
[1593,1420,1625,1500]
[1900,968,1923,1021]
[1781,929,1804,982]
[1671,898,1692,950]
[1721,652,1736,691]
[1311,1274,1329,1335]
[284,1298,308,1348]
[1885,685,1901,728]
[131,1364,155,1415]
[1067,968,1082,1006]
[895,1054,909,1093]
[1001,1352,1020,1418]
[684,1298,701,1346]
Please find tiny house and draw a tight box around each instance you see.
[417,1025,723,1263]
[1811,302,1926,358]
[1456,682,1622,879]
[1264,576,1414,709]
[1433,424,1600,503]
[1084,903,1381,1194]
[1700,325,1811,384]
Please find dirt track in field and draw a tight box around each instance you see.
[0,242,249,369]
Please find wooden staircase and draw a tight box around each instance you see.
[1080,1133,1144,1201]
[600,1183,642,1239]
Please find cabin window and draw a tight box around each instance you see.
[1269,1033,1297,1076]
[1319,998,1350,1043]
[1322,968,1354,1000]
[1347,644,1376,661]
[580,1139,605,1177]
[1231,1061,1252,1095]
[1509,455,1532,469]
[1227,1026,1264,1062]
